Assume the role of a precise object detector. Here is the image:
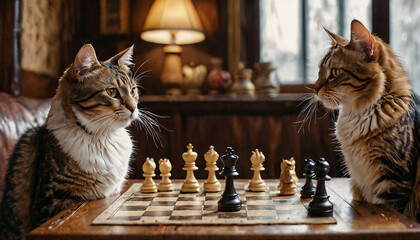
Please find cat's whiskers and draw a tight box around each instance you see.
[321,89,346,109]
[329,93,341,106]
[135,109,165,147]
[130,59,150,80]
[133,70,151,86]
[131,60,152,86]
[297,93,320,133]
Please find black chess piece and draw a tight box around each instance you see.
[308,158,333,217]
[217,147,242,212]
[300,159,316,199]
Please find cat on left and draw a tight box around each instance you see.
[0,44,158,240]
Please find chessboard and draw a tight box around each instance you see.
[93,181,336,225]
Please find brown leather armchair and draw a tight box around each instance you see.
[0,93,51,197]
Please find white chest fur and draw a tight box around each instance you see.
[46,100,133,198]
[336,108,386,204]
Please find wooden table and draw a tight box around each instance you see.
[28,179,420,240]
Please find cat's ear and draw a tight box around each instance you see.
[349,19,375,56]
[73,44,100,81]
[324,27,347,46]
[106,45,134,73]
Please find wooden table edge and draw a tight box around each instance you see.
[28,178,420,240]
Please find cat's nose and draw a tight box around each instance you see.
[127,106,135,113]
[314,86,320,93]
[125,103,136,113]
[124,98,137,113]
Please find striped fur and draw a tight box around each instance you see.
[0,44,158,239]
[309,20,419,222]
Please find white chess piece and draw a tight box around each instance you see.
[140,157,157,193]
[158,158,174,192]
[204,146,222,192]
[181,143,200,193]
[248,149,267,192]
[278,159,297,196]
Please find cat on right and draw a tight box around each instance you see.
[312,19,419,222]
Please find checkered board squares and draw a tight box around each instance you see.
[93,182,336,225]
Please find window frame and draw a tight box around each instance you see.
[231,0,389,92]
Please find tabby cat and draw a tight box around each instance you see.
[0,44,160,239]
[307,19,419,222]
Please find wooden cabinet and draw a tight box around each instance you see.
[128,94,343,180]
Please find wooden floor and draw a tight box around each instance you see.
[29,179,420,240]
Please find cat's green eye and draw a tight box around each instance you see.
[106,88,118,98]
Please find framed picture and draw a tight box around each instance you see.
[100,0,130,35]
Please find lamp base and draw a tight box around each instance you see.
[161,45,183,95]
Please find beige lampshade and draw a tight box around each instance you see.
[141,0,205,45]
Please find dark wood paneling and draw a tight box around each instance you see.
[0,0,21,96]
[128,95,344,180]
[241,0,259,69]
[21,71,58,99]
[372,0,390,43]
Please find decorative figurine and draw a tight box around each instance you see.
[207,57,232,94]
[231,62,255,95]
[182,62,207,95]
[253,62,279,95]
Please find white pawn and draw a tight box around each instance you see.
[181,143,200,193]
[140,157,157,193]
[158,158,174,192]
[248,149,267,192]
[204,146,222,192]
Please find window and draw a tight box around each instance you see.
[390,0,420,93]
[260,0,372,84]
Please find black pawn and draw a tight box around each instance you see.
[300,159,316,199]
[308,158,333,217]
[218,147,242,212]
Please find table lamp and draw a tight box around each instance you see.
[141,0,205,95]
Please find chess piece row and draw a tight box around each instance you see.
[140,157,174,193]
[140,144,223,193]
[140,144,300,195]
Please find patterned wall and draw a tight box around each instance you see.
[20,0,76,77]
